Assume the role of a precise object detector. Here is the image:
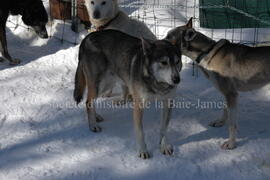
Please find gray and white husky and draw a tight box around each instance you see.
[74,29,182,159]
[166,18,270,150]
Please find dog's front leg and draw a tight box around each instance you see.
[0,25,20,65]
[160,99,173,155]
[221,93,238,149]
[133,99,149,159]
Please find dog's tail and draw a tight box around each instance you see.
[73,60,86,104]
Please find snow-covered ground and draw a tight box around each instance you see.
[1,1,270,180]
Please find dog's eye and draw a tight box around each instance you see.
[101,1,106,5]
[91,1,94,5]
[160,61,168,66]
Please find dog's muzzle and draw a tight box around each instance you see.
[32,25,48,39]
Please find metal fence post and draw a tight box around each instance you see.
[71,0,79,32]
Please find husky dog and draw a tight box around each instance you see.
[74,29,182,158]
[0,0,48,65]
[166,18,270,150]
[84,0,156,40]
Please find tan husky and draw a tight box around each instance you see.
[166,18,270,149]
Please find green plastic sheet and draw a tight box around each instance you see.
[199,0,270,29]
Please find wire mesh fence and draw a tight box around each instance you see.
[118,0,270,45]
[7,0,270,46]
[5,0,270,77]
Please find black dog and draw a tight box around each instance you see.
[0,0,48,65]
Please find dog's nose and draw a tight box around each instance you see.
[93,10,100,19]
[172,76,180,84]
[40,30,48,39]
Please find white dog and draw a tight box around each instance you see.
[84,0,156,40]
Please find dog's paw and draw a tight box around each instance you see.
[9,58,21,65]
[96,114,104,122]
[161,144,173,156]
[209,119,225,127]
[221,140,236,150]
[138,151,151,159]
[89,124,102,132]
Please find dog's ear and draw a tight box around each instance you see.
[186,18,193,28]
[184,28,197,41]
[141,36,153,56]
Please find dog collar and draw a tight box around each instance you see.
[195,39,228,64]
[93,12,121,31]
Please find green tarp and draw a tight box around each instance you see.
[199,0,270,29]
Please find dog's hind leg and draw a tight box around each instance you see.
[209,108,228,127]
[84,68,102,132]
[74,61,104,124]
[86,83,101,132]
[0,24,20,65]
[160,99,173,156]
[133,98,149,159]
[221,92,238,150]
